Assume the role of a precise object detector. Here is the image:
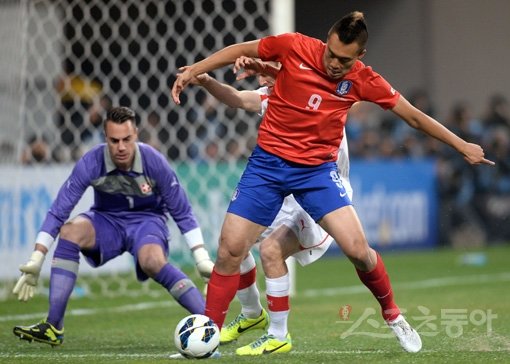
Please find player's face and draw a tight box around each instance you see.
[257,60,279,92]
[323,33,366,79]
[258,74,275,91]
[104,120,138,171]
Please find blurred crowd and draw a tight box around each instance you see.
[344,91,510,246]
[20,82,510,246]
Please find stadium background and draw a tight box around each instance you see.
[0,0,509,300]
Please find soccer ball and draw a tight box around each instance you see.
[174,314,220,359]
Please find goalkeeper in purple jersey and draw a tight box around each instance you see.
[12,106,214,346]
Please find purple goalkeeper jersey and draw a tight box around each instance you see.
[40,142,199,238]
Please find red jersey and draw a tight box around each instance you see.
[257,32,400,165]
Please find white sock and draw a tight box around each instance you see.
[237,283,263,318]
[266,274,290,340]
[238,252,263,319]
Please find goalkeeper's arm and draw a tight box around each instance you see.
[183,228,214,280]
[12,232,55,301]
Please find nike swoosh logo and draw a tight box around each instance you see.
[262,342,289,354]
[340,191,347,197]
[237,317,265,333]
[299,63,312,70]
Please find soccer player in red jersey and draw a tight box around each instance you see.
[185,61,352,355]
[172,11,494,354]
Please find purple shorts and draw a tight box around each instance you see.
[227,145,352,226]
[80,210,169,281]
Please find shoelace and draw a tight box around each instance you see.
[395,320,412,335]
[250,334,274,348]
[225,314,245,329]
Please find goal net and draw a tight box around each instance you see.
[0,0,274,300]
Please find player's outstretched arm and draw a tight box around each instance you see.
[12,244,48,301]
[171,40,260,104]
[391,96,495,166]
[181,67,262,113]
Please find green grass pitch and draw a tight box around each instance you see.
[1,244,509,363]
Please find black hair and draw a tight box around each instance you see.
[105,106,137,126]
[328,11,368,50]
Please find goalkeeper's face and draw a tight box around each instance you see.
[104,120,139,171]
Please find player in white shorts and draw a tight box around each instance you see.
[184,58,352,355]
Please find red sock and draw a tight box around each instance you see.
[238,267,256,290]
[266,294,289,312]
[356,252,400,322]
[205,268,239,328]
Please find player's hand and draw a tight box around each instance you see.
[233,56,262,80]
[192,246,214,282]
[12,250,45,302]
[172,67,193,104]
[179,66,211,86]
[462,142,495,166]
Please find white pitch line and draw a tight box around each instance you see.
[1,348,508,359]
[0,349,424,359]
[0,300,177,322]
[1,272,509,323]
[301,272,510,297]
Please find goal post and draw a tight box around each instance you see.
[270,0,297,296]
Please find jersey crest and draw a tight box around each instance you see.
[336,80,352,96]
[140,182,152,194]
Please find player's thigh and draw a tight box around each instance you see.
[79,211,124,266]
[128,216,169,279]
[260,224,300,261]
[136,244,167,278]
[259,225,298,278]
[59,215,96,249]
[219,213,267,260]
[319,206,369,259]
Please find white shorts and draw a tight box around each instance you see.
[258,196,331,266]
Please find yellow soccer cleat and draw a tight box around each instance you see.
[220,309,269,344]
[236,333,292,356]
[13,319,64,346]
